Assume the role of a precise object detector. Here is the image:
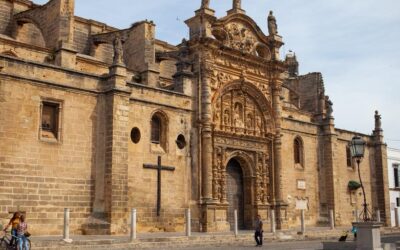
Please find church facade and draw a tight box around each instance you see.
[0,0,390,235]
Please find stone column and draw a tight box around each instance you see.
[372,111,390,226]
[200,61,213,203]
[272,78,287,229]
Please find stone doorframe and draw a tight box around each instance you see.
[203,140,272,231]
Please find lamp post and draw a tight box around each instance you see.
[349,135,370,221]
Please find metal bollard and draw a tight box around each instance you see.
[234,209,238,237]
[130,209,137,241]
[300,209,305,234]
[63,208,72,243]
[271,209,276,233]
[186,209,191,237]
[329,209,335,229]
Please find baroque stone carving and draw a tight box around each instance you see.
[213,88,271,137]
[210,71,234,91]
[224,22,256,54]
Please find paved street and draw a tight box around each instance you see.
[150,235,400,250]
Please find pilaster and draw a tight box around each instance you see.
[271,76,288,229]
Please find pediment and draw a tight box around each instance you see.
[212,14,272,60]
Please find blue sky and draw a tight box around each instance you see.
[35,0,400,148]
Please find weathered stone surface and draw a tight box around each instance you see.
[0,0,389,236]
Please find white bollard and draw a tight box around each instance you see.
[270,209,276,233]
[234,209,238,237]
[63,208,72,243]
[376,210,381,223]
[300,209,305,234]
[130,209,137,241]
[186,208,191,237]
[395,208,399,227]
[329,209,335,229]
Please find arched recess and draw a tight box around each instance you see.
[13,18,46,47]
[150,110,169,152]
[224,151,256,229]
[294,136,305,168]
[212,80,275,137]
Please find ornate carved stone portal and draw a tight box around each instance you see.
[209,80,274,229]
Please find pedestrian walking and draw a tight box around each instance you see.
[254,214,263,247]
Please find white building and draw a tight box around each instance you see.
[388,147,400,226]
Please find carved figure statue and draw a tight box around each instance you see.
[325,96,333,118]
[233,0,241,9]
[246,113,253,129]
[234,103,244,128]
[113,36,124,65]
[223,110,230,126]
[201,0,210,8]
[268,11,278,35]
[256,116,262,134]
[375,110,382,130]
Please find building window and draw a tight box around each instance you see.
[294,137,304,167]
[397,197,400,207]
[40,101,61,141]
[150,111,168,151]
[346,146,353,167]
[394,165,400,188]
[151,116,161,144]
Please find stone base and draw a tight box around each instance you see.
[201,203,230,232]
[352,222,383,250]
[82,214,111,235]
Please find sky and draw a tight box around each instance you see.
[34,0,400,148]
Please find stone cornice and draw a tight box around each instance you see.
[0,72,99,96]
[127,82,192,99]
[0,35,51,53]
[129,97,193,113]
[0,54,102,79]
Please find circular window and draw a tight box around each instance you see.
[176,134,186,149]
[131,127,141,144]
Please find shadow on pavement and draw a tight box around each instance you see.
[322,241,356,250]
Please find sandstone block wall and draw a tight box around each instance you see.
[0,76,98,235]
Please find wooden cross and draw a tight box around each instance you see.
[143,156,175,216]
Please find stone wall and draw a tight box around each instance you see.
[128,85,192,232]
[0,76,98,235]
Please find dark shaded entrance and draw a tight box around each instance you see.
[226,158,245,230]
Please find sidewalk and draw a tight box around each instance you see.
[30,227,400,250]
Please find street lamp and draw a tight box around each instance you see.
[349,135,370,221]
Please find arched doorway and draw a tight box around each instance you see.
[226,158,245,230]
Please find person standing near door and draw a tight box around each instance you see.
[254,214,263,247]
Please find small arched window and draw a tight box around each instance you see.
[151,115,161,144]
[294,137,304,167]
[150,111,168,151]
[346,146,353,167]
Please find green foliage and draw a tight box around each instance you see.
[348,180,361,190]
